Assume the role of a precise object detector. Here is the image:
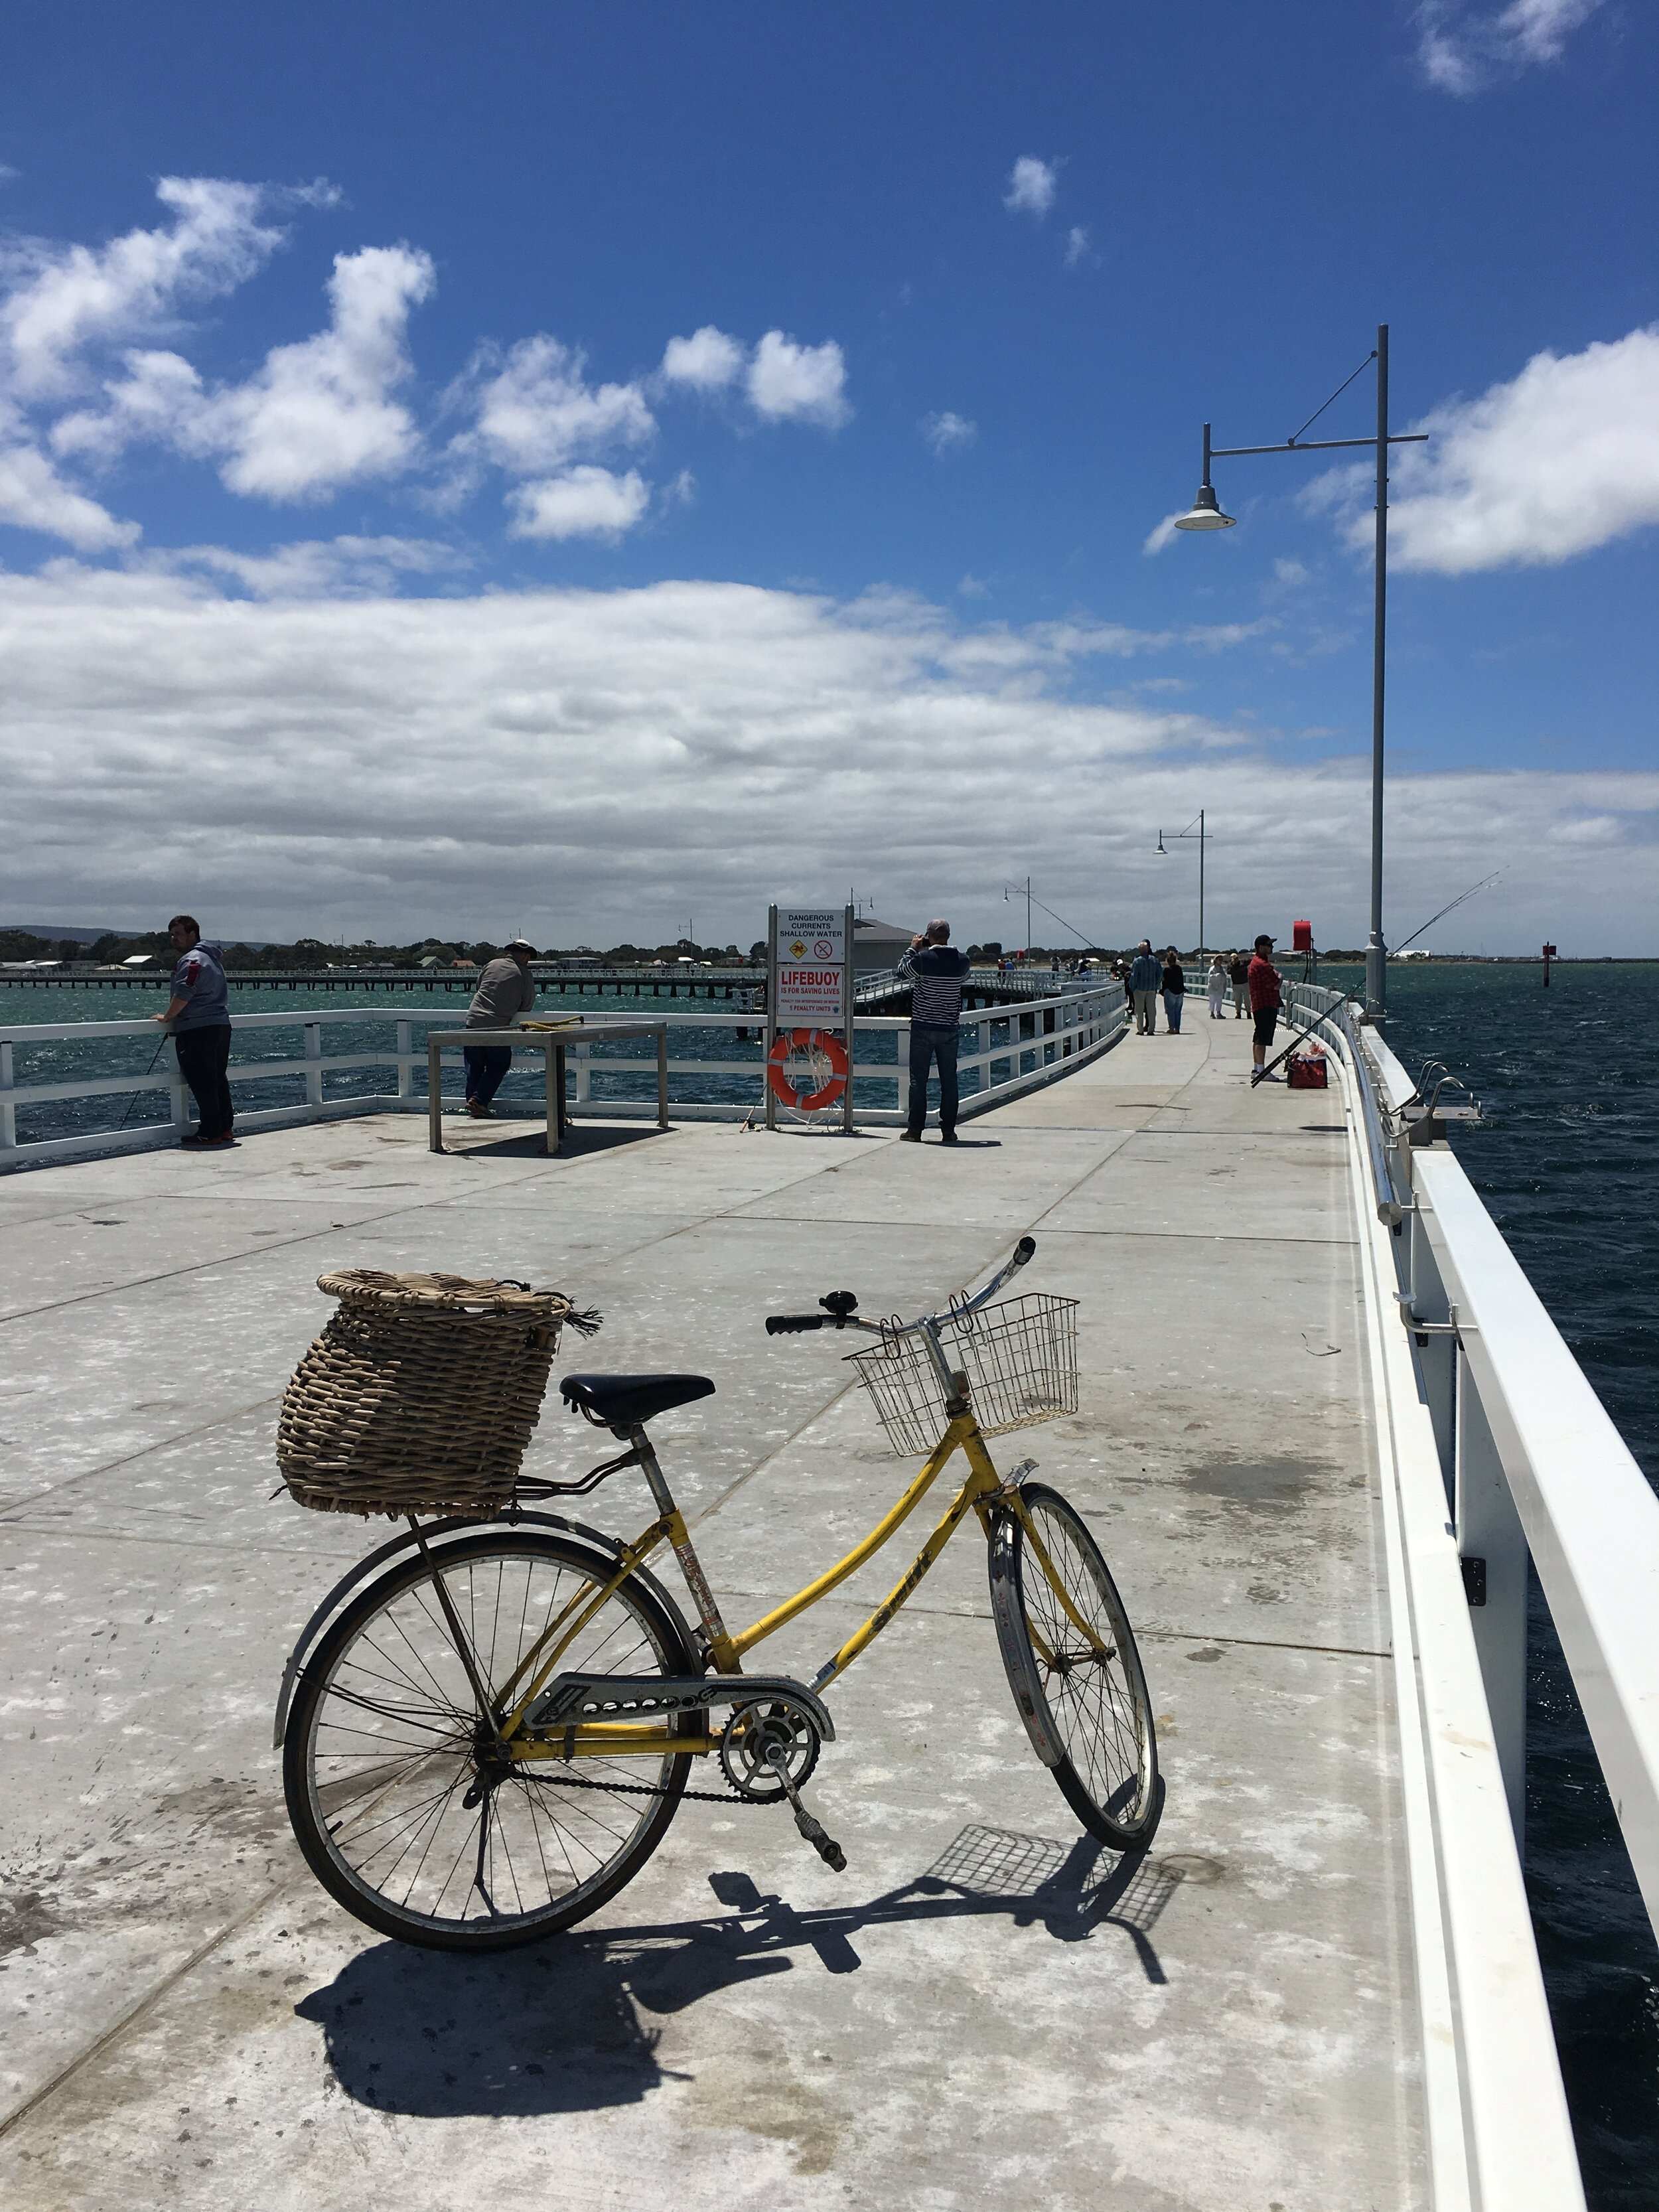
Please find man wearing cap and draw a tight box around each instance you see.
[462,940,537,1118]
[1248,933,1283,1078]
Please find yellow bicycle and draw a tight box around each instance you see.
[279,1235,1161,1951]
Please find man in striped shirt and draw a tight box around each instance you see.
[897,919,970,1143]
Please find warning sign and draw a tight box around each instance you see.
[774,907,846,1021]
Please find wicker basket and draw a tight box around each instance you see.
[277,1270,591,1517]
[847,1293,1078,1457]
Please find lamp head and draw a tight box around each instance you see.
[1155,832,1167,855]
[1173,482,1236,532]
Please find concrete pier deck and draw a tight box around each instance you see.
[0,1013,1423,2210]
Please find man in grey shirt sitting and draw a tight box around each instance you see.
[897,919,970,1143]
[462,939,536,1117]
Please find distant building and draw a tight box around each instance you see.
[851,916,915,974]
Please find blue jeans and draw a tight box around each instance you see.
[1163,990,1183,1034]
[908,1025,959,1136]
[463,1045,512,1106]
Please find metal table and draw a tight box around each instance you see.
[425,1022,670,1154]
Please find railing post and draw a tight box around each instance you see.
[0,1039,13,1151]
[573,1043,591,1108]
[1456,1351,1530,1846]
[304,1022,323,1110]
[396,1019,412,1104]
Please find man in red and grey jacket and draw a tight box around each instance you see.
[1248,933,1283,1080]
[153,915,234,1146]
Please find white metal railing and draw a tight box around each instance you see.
[0,984,1127,1168]
[1286,978,1659,2209]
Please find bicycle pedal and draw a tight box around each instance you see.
[792,1801,847,1874]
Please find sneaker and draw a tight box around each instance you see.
[466,1100,493,1119]
[179,1132,208,1147]
[940,1132,960,1145]
[899,1130,922,1143]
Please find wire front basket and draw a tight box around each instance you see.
[848,1293,1078,1457]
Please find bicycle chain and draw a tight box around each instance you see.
[518,1767,766,1807]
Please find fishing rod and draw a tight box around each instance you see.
[1392,871,1502,958]
[115,1031,171,1130]
[1000,883,1105,951]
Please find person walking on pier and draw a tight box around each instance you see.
[1207,952,1228,1019]
[1128,940,1162,1035]
[1248,934,1283,1078]
[1161,948,1186,1035]
[152,916,234,1147]
[897,919,970,1143]
[463,939,537,1117]
[1228,949,1249,1019]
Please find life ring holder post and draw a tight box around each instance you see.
[764,901,857,1135]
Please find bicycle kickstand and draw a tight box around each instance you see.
[766,1748,847,1874]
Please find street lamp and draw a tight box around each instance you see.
[1172,325,1427,1023]
[1156,811,1208,962]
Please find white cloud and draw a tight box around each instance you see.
[0,565,1650,952]
[660,326,745,393]
[0,435,138,550]
[199,244,435,499]
[1274,557,1310,585]
[1310,326,1659,573]
[54,243,436,501]
[746,331,849,427]
[0,176,290,402]
[1064,226,1092,267]
[154,535,469,599]
[1415,0,1603,94]
[1143,512,1187,556]
[1003,157,1058,218]
[507,465,650,540]
[463,334,654,477]
[921,410,977,456]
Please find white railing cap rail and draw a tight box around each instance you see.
[1363,1023,1659,1941]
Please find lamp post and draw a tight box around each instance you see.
[1172,326,1427,1023]
[1155,811,1207,963]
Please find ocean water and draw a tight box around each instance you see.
[3,963,1656,2199]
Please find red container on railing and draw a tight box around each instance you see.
[1292,920,1313,953]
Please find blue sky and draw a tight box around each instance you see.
[1,1,1655,951]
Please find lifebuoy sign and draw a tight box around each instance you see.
[774,907,845,1021]
[766,901,855,1130]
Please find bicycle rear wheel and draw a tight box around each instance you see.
[989,1483,1161,1849]
[283,1529,696,1951]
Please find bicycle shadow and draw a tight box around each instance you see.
[294,1823,1179,2119]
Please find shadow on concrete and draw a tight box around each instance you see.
[439,1121,671,1162]
[295,1824,1177,2118]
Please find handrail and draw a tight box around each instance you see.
[0,983,1127,1167]
[1304,980,1589,2207]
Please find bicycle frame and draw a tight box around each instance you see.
[492,1405,1100,1767]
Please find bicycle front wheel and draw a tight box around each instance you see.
[989,1483,1161,1849]
[283,1529,697,1951]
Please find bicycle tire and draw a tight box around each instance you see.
[283,1528,697,1951]
[988,1482,1162,1849]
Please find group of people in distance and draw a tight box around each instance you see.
[1123,933,1285,1076]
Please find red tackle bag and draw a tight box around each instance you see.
[1286,1047,1329,1090]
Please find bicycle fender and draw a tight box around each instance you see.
[271,1510,697,1749]
[987,1505,1064,1769]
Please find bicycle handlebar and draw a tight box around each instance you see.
[763,1236,1037,1340]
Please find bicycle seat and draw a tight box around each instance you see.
[560,1373,715,1429]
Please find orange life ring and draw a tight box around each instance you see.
[766,1027,849,1111]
